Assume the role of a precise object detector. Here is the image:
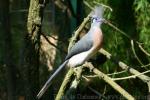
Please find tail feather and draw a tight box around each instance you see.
[37,60,68,99]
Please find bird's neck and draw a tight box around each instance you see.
[91,22,102,28]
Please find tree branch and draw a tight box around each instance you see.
[83,62,135,100]
[84,69,127,78]
[64,67,83,99]
[112,70,150,81]
[131,40,143,65]
[41,33,67,54]
[141,63,150,68]
[138,44,150,57]
[55,69,74,100]
[68,13,91,51]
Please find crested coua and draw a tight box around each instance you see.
[37,6,104,99]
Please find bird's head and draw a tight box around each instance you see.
[91,6,104,24]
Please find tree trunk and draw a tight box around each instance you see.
[19,0,48,99]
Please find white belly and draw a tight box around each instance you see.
[67,50,93,67]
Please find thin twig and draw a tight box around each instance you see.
[41,33,67,54]
[83,69,127,78]
[131,40,144,65]
[103,85,107,95]
[83,0,94,10]
[138,44,150,57]
[104,20,131,39]
[107,70,127,75]
[141,63,150,68]
[112,70,150,81]
[88,86,107,100]
[49,34,58,40]
[48,34,64,42]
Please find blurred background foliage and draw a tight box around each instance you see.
[0,0,150,100]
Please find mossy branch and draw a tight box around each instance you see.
[55,69,74,100]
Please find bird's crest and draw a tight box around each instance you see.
[91,6,104,19]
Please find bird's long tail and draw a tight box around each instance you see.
[37,60,68,99]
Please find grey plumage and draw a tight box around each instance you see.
[65,33,93,60]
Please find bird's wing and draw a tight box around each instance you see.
[65,34,93,60]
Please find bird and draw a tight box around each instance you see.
[37,6,104,99]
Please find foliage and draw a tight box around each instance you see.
[134,0,150,54]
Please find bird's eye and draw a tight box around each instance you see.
[93,17,97,20]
